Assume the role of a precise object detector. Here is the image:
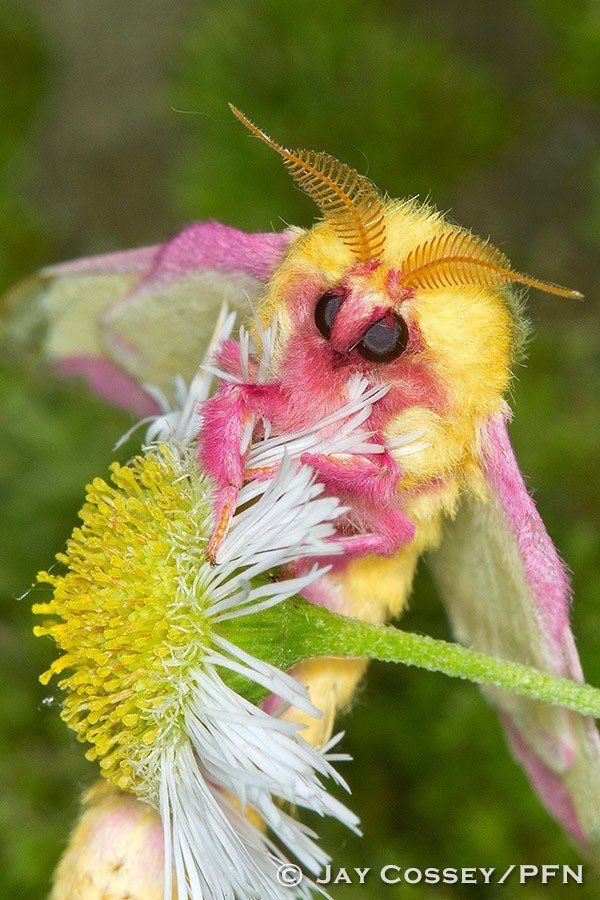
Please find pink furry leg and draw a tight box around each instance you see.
[200,384,248,563]
[301,452,415,558]
[338,506,415,558]
[199,381,285,562]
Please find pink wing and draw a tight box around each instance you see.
[429,408,600,848]
[3,223,295,413]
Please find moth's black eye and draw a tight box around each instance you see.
[314,290,344,340]
[357,313,409,363]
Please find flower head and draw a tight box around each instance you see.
[34,438,360,898]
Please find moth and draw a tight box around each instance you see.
[7,105,599,851]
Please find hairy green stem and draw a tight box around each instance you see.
[221,596,600,718]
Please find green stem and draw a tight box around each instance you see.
[221,597,600,718]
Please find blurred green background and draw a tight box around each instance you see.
[1,1,599,897]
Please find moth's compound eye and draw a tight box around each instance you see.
[314,290,344,340]
[357,313,409,363]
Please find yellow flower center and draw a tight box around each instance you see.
[34,446,213,795]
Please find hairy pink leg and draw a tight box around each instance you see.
[301,452,415,558]
[199,384,247,562]
[301,452,399,502]
[338,506,415,557]
[199,381,285,561]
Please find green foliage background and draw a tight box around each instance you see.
[0,1,598,896]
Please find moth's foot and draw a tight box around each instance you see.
[205,489,237,565]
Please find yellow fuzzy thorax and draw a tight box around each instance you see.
[34,448,213,795]
[261,199,515,487]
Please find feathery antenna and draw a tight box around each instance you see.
[230,104,386,263]
[401,230,583,299]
